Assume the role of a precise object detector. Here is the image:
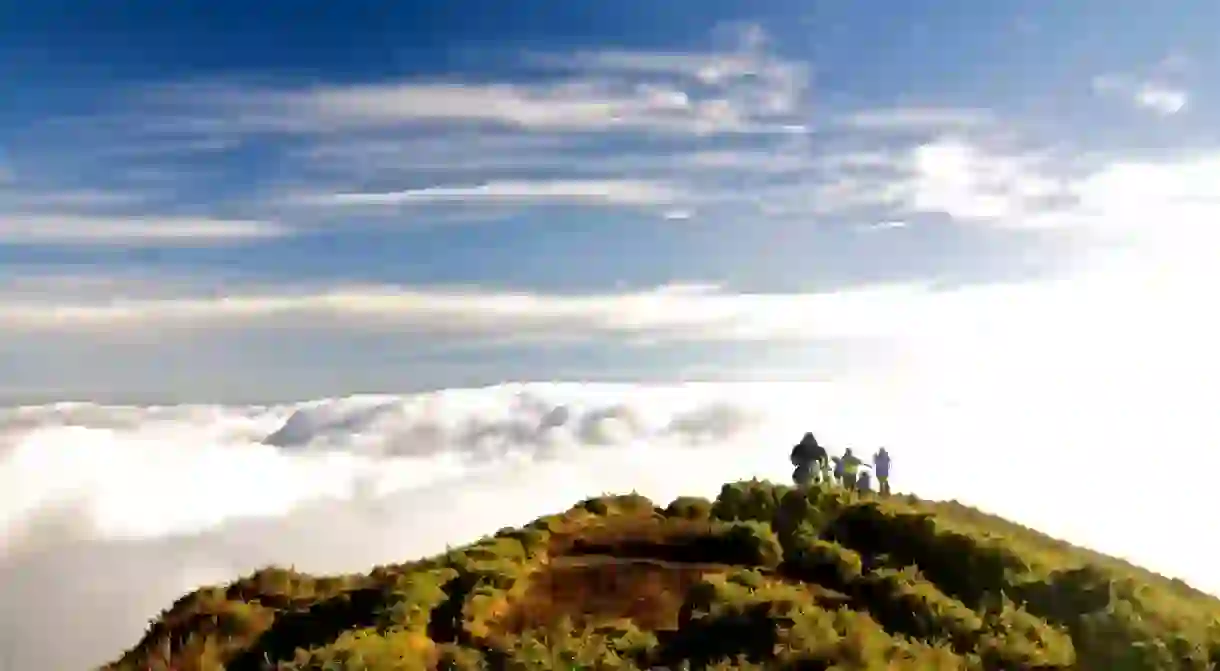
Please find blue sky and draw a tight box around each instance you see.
[1,0,1218,402]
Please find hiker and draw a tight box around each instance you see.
[873,447,892,496]
[790,432,828,486]
[857,470,873,494]
[834,448,864,490]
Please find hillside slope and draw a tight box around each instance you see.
[105,480,1220,670]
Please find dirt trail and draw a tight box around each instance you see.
[491,515,850,639]
[546,555,750,573]
[497,554,850,633]
[496,554,735,634]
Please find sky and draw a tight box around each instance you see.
[0,0,1216,402]
[3,3,1220,668]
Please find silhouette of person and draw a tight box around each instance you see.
[790,432,828,486]
[873,447,892,496]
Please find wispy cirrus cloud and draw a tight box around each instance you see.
[0,177,287,246]
[143,25,809,138]
[0,214,287,246]
[9,21,1207,257]
[8,21,1032,240]
[0,273,927,343]
[9,22,827,235]
[839,107,995,131]
[294,179,682,208]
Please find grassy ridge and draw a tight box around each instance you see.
[105,480,1220,670]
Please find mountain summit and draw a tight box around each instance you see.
[106,480,1220,670]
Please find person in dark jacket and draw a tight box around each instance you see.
[873,447,892,496]
[790,432,828,486]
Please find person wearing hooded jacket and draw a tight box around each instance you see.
[873,447,892,496]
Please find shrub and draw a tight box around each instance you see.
[664,496,714,520]
[722,521,783,570]
[711,479,789,523]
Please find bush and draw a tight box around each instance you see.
[723,521,783,570]
[579,492,656,517]
[664,496,714,520]
[711,479,789,523]
[785,532,864,590]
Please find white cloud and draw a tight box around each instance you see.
[0,181,286,247]
[68,24,1032,234]
[300,179,681,208]
[890,138,1220,261]
[5,155,1218,346]
[293,132,583,176]
[1133,84,1188,115]
[1092,73,1188,115]
[0,185,150,209]
[0,276,933,344]
[289,81,713,133]
[151,25,807,138]
[861,220,907,231]
[541,30,806,121]
[897,137,1066,222]
[94,23,827,230]
[0,214,288,246]
[841,107,994,130]
[0,181,280,247]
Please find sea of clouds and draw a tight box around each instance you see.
[1,381,1217,670]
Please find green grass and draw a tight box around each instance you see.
[103,481,1220,670]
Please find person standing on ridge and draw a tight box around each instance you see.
[790,432,827,487]
[873,447,892,496]
[834,448,864,490]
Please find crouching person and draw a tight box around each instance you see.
[857,470,873,494]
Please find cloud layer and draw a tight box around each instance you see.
[2,378,1219,670]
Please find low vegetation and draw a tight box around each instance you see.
[105,480,1220,669]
